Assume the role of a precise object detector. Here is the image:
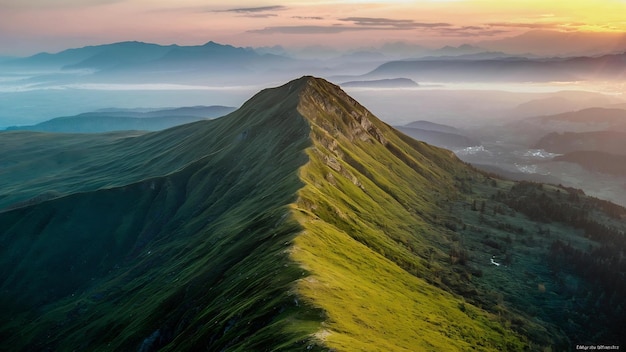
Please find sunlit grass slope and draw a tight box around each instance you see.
[291,77,526,351]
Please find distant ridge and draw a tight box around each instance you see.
[554,150,626,176]
[340,78,418,88]
[5,105,236,133]
[4,41,296,82]
[364,52,626,82]
[535,131,626,156]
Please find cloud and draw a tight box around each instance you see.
[487,22,559,29]
[292,16,324,20]
[486,21,593,33]
[436,27,509,37]
[240,13,278,18]
[249,26,358,34]
[339,17,451,29]
[220,5,286,13]
[460,26,489,31]
[248,16,452,34]
[0,0,122,9]
[208,5,286,18]
[249,24,455,35]
[249,16,453,35]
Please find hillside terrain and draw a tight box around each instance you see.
[395,120,480,150]
[459,105,626,206]
[534,131,626,156]
[554,151,626,177]
[4,105,236,133]
[1,77,625,351]
[509,108,626,144]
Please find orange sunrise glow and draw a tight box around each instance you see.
[1,0,625,56]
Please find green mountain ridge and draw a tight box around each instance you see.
[1,76,625,351]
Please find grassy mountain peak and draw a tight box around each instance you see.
[1,76,624,351]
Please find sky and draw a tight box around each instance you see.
[1,0,626,56]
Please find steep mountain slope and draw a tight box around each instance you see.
[291,78,528,350]
[1,76,624,351]
[1,78,320,351]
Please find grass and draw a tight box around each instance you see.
[290,78,527,351]
[0,78,323,351]
[1,76,623,351]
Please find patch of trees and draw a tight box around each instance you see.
[548,239,626,345]
[496,181,626,345]
[495,182,625,242]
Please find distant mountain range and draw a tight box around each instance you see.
[526,108,626,177]
[361,52,626,82]
[395,120,480,149]
[2,77,625,350]
[501,107,626,146]
[5,41,288,71]
[539,107,626,130]
[2,41,298,84]
[340,78,418,88]
[508,95,620,119]
[478,30,626,57]
[535,131,626,156]
[554,151,626,177]
[5,40,626,86]
[4,105,236,133]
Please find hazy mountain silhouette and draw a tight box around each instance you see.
[340,78,418,88]
[538,107,626,130]
[5,105,236,133]
[404,120,463,134]
[363,53,626,82]
[535,131,626,156]
[479,30,626,56]
[4,41,295,82]
[395,120,480,149]
[554,151,626,177]
[6,41,172,69]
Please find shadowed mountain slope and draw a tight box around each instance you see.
[1,76,625,351]
[1,77,318,351]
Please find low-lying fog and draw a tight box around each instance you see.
[1,66,625,206]
[0,71,263,127]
